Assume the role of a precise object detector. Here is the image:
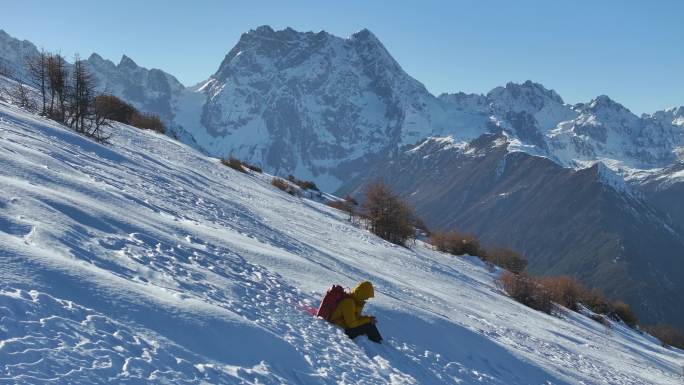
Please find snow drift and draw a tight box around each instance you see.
[1,100,683,384]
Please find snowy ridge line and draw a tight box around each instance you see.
[1,101,683,384]
[3,23,684,192]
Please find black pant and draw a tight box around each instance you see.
[345,323,383,343]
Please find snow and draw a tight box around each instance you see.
[4,27,683,195]
[595,162,633,196]
[1,101,684,384]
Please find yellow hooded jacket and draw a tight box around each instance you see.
[330,281,374,329]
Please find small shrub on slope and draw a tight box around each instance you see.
[497,271,552,314]
[327,195,358,221]
[287,174,319,191]
[242,162,262,173]
[129,112,165,134]
[537,276,588,312]
[609,301,638,328]
[271,177,298,196]
[643,325,684,349]
[429,230,483,257]
[221,156,247,173]
[0,63,12,78]
[485,248,528,274]
[94,94,166,134]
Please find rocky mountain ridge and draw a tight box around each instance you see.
[2,27,682,192]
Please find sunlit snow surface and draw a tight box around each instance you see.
[1,102,683,384]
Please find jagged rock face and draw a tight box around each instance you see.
[487,81,579,133]
[2,27,682,190]
[86,54,188,132]
[438,85,684,172]
[547,96,684,168]
[651,106,684,128]
[340,134,684,330]
[437,81,580,150]
[0,30,193,139]
[632,161,684,233]
[197,26,452,189]
[0,30,39,80]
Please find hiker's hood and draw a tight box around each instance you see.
[351,281,374,301]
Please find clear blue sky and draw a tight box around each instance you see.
[1,0,682,114]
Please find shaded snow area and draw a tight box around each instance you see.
[1,102,683,384]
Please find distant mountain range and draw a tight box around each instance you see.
[1,26,682,330]
[339,133,684,330]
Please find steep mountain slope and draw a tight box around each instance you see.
[339,134,684,330]
[1,25,682,335]
[0,29,202,144]
[190,26,682,188]
[631,161,684,232]
[0,29,40,80]
[86,54,187,131]
[191,26,457,190]
[2,101,683,384]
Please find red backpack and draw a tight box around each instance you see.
[316,285,348,321]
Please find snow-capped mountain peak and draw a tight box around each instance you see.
[650,105,684,127]
[487,80,565,112]
[118,54,139,69]
[0,29,39,79]
[1,27,682,193]
[581,95,636,120]
[593,161,633,195]
[193,26,455,191]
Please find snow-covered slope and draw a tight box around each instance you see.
[2,101,683,384]
[340,132,684,330]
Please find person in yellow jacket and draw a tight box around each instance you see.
[330,281,383,343]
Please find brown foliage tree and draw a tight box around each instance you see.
[642,325,684,349]
[287,175,319,191]
[362,181,416,246]
[430,230,483,257]
[485,248,528,274]
[94,94,136,123]
[129,112,165,134]
[609,301,638,328]
[497,271,552,314]
[221,156,247,173]
[271,177,297,195]
[242,162,262,173]
[537,276,586,311]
